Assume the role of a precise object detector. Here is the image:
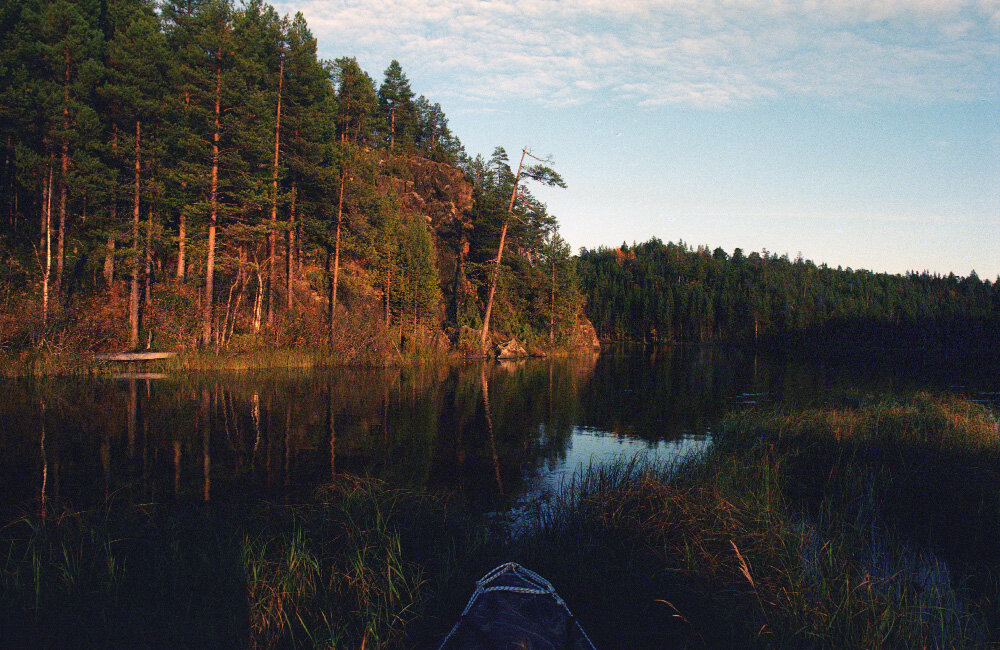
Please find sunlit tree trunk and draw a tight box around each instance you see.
[202,62,221,347]
[326,247,333,343]
[176,205,186,280]
[267,56,283,327]
[104,235,116,288]
[129,121,141,349]
[143,202,153,308]
[550,257,556,346]
[177,89,191,281]
[329,169,345,340]
[56,48,69,293]
[252,266,263,333]
[42,160,52,325]
[285,182,294,310]
[384,249,391,325]
[104,125,118,289]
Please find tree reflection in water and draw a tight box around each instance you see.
[2,345,998,520]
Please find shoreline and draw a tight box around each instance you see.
[0,342,602,378]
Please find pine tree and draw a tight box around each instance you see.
[20,0,104,296]
[281,12,335,311]
[191,0,235,346]
[329,57,376,335]
[372,193,402,325]
[479,147,564,346]
[160,0,212,284]
[541,231,580,346]
[414,95,465,164]
[396,216,440,332]
[377,60,416,151]
[104,0,170,348]
[229,0,286,331]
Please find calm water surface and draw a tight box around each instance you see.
[2,345,998,520]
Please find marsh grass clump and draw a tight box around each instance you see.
[0,501,248,647]
[497,393,1000,648]
[240,476,486,648]
[0,481,491,649]
[716,393,1000,569]
[703,392,1000,645]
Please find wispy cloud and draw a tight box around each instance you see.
[275,0,1000,108]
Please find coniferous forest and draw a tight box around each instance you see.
[0,0,582,359]
[578,240,1000,347]
[0,0,997,362]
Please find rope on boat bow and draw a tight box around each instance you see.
[438,562,597,649]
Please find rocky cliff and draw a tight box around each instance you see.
[378,154,476,321]
[378,154,600,352]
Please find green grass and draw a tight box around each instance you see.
[2,393,998,647]
[0,345,442,377]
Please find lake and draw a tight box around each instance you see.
[2,344,998,521]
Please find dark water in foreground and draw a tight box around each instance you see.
[2,345,998,520]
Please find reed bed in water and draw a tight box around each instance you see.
[0,477,492,648]
[510,393,999,647]
[2,393,998,648]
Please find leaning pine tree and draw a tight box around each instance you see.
[480,147,565,347]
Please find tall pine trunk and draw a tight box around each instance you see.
[176,207,185,280]
[56,49,69,293]
[329,168,345,339]
[128,121,141,349]
[42,159,52,325]
[202,61,221,347]
[326,246,334,343]
[480,148,526,347]
[104,125,118,289]
[39,142,47,254]
[104,236,116,288]
[57,140,67,294]
[267,56,283,327]
[384,249,391,325]
[285,181,295,310]
[177,89,191,281]
[550,257,555,346]
[143,201,153,308]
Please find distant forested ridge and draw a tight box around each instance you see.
[578,239,1000,347]
[0,0,583,356]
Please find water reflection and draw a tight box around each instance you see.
[2,345,998,520]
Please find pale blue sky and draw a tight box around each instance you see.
[274,0,999,278]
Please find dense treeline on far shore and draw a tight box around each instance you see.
[0,0,582,361]
[578,238,1000,347]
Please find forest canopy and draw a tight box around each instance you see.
[578,239,1000,347]
[0,0,582,356]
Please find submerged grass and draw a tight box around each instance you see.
[2,392,998,647]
